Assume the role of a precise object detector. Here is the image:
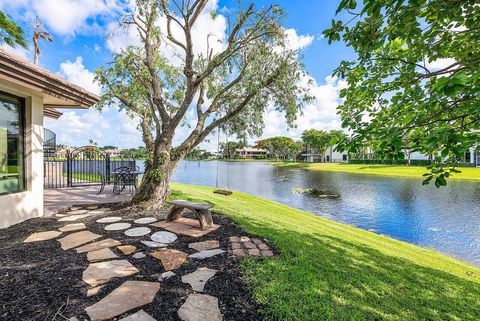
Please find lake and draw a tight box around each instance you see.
[142,160,480,265]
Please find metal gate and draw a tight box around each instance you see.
[44,146,136,189]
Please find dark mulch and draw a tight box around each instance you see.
[0,205,265,321]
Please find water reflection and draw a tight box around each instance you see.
[151,160,480,265]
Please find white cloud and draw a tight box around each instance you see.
[425,58,456,71]
[284,28,315,51]
[58,56,101,95]
[0,44,32,60]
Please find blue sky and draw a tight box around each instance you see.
[0,0,354,150]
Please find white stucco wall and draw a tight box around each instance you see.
[0,95,44,229]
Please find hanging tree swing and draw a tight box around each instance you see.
[214,125,233,196]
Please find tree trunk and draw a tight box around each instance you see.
[130,157,179,209]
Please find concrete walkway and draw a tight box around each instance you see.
[44,186,133,216]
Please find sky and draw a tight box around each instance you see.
[0,0,355,151]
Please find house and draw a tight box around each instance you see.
[0,49,99,228]
[236,147,268,159]
[104,148,123,158]
[302,144,348,163]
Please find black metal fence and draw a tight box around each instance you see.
[44,146,136,189]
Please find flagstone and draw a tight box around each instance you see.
[117,245,137,255]
[87,248,118,262]
[159,271,176,281]
[177,294,222,321]
[24,230,62,243]
[188,240,220,252]
[141,240,168,248]
[125,227,151,237]
[55,214,68,218]
[86,205,98,210]
[151,231,177,244]
[133,252,146,259]
[105,223,132,231]
[232,249,247,257]
[243,242,257,249]
[89,209,109,215]
[58,214,93,222]
[119,310,156,321]
[86,286,103,297]
[228,236,240,242]
[257,243,269,250]
[58,231,102,250]
[251,238,263,245]
[261,250,274,257]
[151,249,187,271]
[70,206,82,211]
[59,223,86,232]
[85,281,160,320]
[69,209,89,215]
[181,267,218,292]
[189,249,225,260]
[231,242,241,250]
[134,217,158,224]
[248,249,261,256]
[96,216,122,223]
[82,259,139,287]
[76,238,121,253]
[240,236,250,243]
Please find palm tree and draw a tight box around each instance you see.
[32,16,52,65]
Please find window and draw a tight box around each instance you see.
[343,154,348,161]
[0,93,25,194]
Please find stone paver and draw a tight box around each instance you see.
[133,252,146,259]
[89,209,109,215]
[228,236,240,243]
[119,310,156,321]
[85,281,159,320]
[150,231,177,244]
[159,271,176,281]
[243,242,257,249]
[181,267,218,292]
[251,238,263,245]
[230,236,274,258]
[248,249,260,256]
[87,248,118,262]
[68,209,89,215]
[151,249,187,271]
[87,286,103,297]
[189,249,225,260]
[58,231,102,250]
[177,294,222,321]
[59,223,86,232]
[82,259,139,287]
[151,219,220,238]
[96,216,122,223]
[240,236,250,243]
[134,217,157,224]
[86,205,98,210]
[24,231,62,243]
[105,223,132,231]
[232,249,247,257]
[231,242,241,250]
[125,227,151,237]
[188,240,220,252]
[76,238,121,253]
[117,245,137,255]
[261,250,274,257]
[257,243,269,250]
[141,240,167,248]
[58,214,93,222]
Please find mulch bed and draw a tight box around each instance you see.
[0,205,266,321]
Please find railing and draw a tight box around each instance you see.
[44,128,56,157]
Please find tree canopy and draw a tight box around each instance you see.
[257,136,294,161]
[0,11,27,48]
[324,0,479,187]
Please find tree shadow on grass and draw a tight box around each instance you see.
[241,224,480,321]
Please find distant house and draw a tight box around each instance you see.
[55,147,75,159]
[302,144,348,163]
[104,148,123,158]
[0,49,99,228]
[236,147,268,159]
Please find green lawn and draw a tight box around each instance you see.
[276,162,480,181]
[170,183,480,320]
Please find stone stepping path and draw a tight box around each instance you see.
[134,217,157,224]
[141,240,167,248]
[58,231,102,250]
[58,214,93,222]
[188,240,219,252]
[24,231,62,243]
[96,216,122,223]
[87,248,118,262]
[85,281,160,320]
[82,259,139,287]
[59,223,86,232]
[133,252,146,259]
[181,267,218,292]
[229,236,273,257]
[151,249,187,271]
[119,310,156,321]
[117,245,136,255]
[189,249,225,260]
[125,227,151,237]
[105,222,131,231]
[177,294,222,321]
[151,231,177,244]
[151,218,220,238]
[76,238,121,253]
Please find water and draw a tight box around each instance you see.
[140,160,480,265]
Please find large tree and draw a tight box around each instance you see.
[302,129,333,161]
[325,0,479,186]
[96,0,311,207]
[257,136,294,162]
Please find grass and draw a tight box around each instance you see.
[170,183,480,320]
[276,162,480,181]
